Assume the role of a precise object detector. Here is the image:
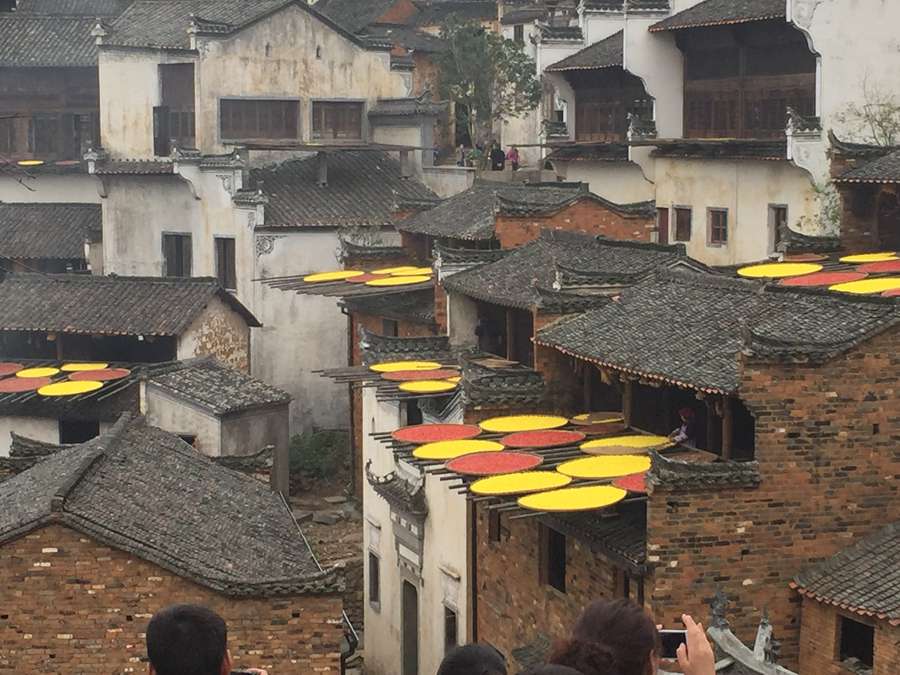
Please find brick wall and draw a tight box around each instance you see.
[474,504,623,663]
[435,282,448,333]
[532,312,579,413]
[798,600,900,675]
[836,183,881,252]
[647,328,900,668]
[495,200,655,250]
[0,524,343,673]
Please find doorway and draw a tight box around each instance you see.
[401,580,419,675]
[656,207,669,245]
[877,190,900,250]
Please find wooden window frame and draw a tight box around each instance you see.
[218,97,300,143]
[310,99,365,142]
[513,24,525,44]
[674,206,692,243]
[707,208,729,247]
[368,551,381,610]
[161,232,192,278]
[214,236,237,291]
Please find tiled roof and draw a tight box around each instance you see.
[315,0,397,33]
[546,143,629,162]
[536,270,900,394]
[0,273,261,336]
[0,203,98,260]
[543,503,646,573]
[93,159,175,175]
[584,0,670,9]
[650,0,785,32]
[147,358,292,415]
[397,180,593,241]
[0,15,98,67]
[794,522,900,624]
[500,7,544,24]
[647,451,761,491]
[538,23,582,40]
[650,139,787,161]
[836,149,900,184]
[342,288,436,324]
[359,24,447,51]
[250,151,437,228]
[14,0,132,15]
[368,94,448,118]
[443,229,690,310]
[413,0,497,26]
[107,0,372,51]
[545,30,622,71]
[0,414,339,596]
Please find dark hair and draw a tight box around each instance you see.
[519,665,584,675]
[147,604,228,675]
[549,599,659,675]
[438,643,508,675]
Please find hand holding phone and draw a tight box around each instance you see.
[675,614,716,675]
[659,629,687,659]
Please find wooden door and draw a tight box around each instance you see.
[656,208,669,245]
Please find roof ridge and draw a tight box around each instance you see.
[762,281,900,307]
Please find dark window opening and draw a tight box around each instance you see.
[581,365,622,413]
[214,237,236,290]
[155,64,196,155]
[312,101,364,141]
[514,24,525,44]
[769,204,787,253]
[59,419,100,444]
[731,398,756,461]
[709,208,728,245]
[178,434,197,447]
[368,552,381,606]
[401,580,419,675]
[540,525,566,593]
[162,233,192,277]
[405,399,423,426]
[568,69,653,143]
[382,318,399,337]
[444,606,458,653]
[838,616,874,669]
[674,207,692,242]
[220,98,299,141]
[488,509,501,543]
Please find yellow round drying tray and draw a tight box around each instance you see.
[391,267,433,276]
[303,270,365,283]
[38,380,103,397]
[557,454,652,479]
[580,434,668,451]
[18,159,44,167]
[16,367,60,379]
[829,277,900,295]
[60,362,109,372]
[399,380,457,394]
[518,485,628,512]
[470,471,572,496]
[412,439,504,461]
[366,275,431,287]
[571,412,624,425]
[446,376,461,383]
[479,414,569,433]
[372,265,421,275]
[839,252,898,264]
[370,360,442,373]
[737,262,823,278]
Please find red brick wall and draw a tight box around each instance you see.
[435,282,448,333]
[647,327,900,668]
[376,0,418,25]
[399,231,432,263]
[0,524,343,674]
[798,600,900,675]
[474,504,626,663]
[495,199,655,249]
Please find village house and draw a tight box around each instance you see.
[0,413,345,673]
[87,0,449,432]
[0,203,101,273]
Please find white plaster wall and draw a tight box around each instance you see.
[370,125,425,174]
[552,160,654,203]
[447,292,478,345]
[0,174,101,204]
[0,416,58,457]
[623,15,683,138]
[177,295,252,373]
[653,158,817,266]
[421,166,474,198]
[143,386,222,456]
[582,9,625,46]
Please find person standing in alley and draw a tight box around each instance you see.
[506,145,520,171]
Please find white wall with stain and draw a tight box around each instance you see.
[178,295,252,372]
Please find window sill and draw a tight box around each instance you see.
[707,242,728,248]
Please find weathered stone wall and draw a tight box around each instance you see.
[0,524,343,673]
[177,295,251,372]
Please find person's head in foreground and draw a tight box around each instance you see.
[146,604,268,675]
[520,665,584,675]
[549,599,716,675]
[438,643,508,675]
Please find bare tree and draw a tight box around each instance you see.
[834,76,900,147]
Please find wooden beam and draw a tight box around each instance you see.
[622,379,634,427]
[722,396,734,460]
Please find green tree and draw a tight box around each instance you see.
[436,16,541,146]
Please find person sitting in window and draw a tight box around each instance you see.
[669,407,696,445]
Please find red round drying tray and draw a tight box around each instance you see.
[500,429,586,449]
[856,260,900,274]
[391,423,481,444]
[446,451,544,476]
[779,271,868,287]
[0,376,52,393]
[70,368,131,382]
[381,369,459,382]
[346,273,390,284]
[613,472,648,493]
[0,362,23,377]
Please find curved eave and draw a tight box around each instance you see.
[791,583,900,627]
[649,14,784,32]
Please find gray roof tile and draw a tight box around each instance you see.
[794,522,900,623]
[315,0,398,33]
[0,15,98,67]
[650,0,785,32]
[545,30,622,71]
[0,273,260,336]
[413,0,497,26]
[0,203,98,260]
[14,0,132,15]
[148,358,292,415]
[251,151,437,228]
[536,270,900,393]
[0,414,338,595]
[836,149,900,184]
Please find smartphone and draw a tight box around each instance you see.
[659,629,687,659]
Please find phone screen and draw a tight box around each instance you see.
[659,629,687,659]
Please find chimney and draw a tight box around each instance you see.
[317,151,328,187]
